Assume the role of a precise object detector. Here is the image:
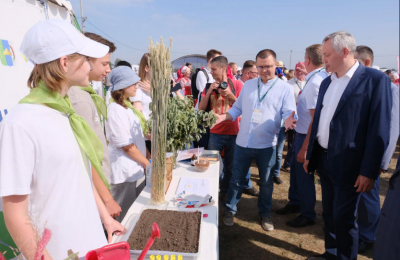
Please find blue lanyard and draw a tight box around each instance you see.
[295,79,304,91]
[257,78,279,104]
[305,68,325,87]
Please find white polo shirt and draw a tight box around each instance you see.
[295,68,329,134]
[317,62,360,148]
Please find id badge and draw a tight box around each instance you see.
[251,109,263,124]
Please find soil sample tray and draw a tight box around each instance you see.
[128,209,202,253]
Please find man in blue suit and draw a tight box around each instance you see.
[303,31,392,260]
[373,156,400,260]
[354,45,399,253]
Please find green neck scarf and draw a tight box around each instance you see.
[77,85,108,120]
[19,81,110,189]
[110,98,148,136]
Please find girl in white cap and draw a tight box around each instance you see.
[106,66,150,223]
[0,20,125,260]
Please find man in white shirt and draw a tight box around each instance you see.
[304,32,392,260]
[194,49,221,149]
[354,45,399,254]
[282,62,307,171]
[214,49,297,232]
[276,44,328,228]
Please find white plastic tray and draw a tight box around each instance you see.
[114,206,203,260]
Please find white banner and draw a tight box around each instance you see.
[0,0,72,122]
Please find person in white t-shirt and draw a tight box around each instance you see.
[287,62,306,103]
[0,20,125,260]
[132,53,152,153]
[106,66,149,222]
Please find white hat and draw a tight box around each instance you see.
[20,19,109,65]
[181,66,189,74]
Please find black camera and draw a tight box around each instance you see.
[214,81,228,94]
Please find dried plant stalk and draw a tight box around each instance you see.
[149,37,172,204]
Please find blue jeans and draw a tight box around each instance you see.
[271,127,286,177]
[226,145,276,217]
[288,133,316,220]
[208,133,238,193]
[357,176,380,243]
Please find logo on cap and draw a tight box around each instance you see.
[0,39,15,66]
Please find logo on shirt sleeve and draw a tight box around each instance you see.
[0,40,15,67]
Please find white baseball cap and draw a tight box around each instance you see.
[20,19,109,65]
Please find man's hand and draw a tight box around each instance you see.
[379,169,386,175]
[139,80,151,93]
[208,82,219,95]
[103,217,127,243]
[354,175,375,193]
[284,111,297,131]
[297,147,307,164]
[218,86,233,98]
[303,159,310,173]
[212,113,227,129]
[295,62,308,75]
[104,199,122,218]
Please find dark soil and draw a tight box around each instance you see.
[128,209,202,253]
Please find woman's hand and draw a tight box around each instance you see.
[139,80,151,93]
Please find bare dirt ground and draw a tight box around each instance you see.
[218,143,399,260]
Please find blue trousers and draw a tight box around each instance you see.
[208,133,245,193]
[373,164,400,260]
[357,176,380,243]
[318,146,361,260]
[271,127,286,177]
[226,145,276,217]
[288,133,316,220]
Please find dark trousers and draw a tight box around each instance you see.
[283,129,295,168]
[288,133,316,220]
[373,168,400,260]
[356,176,380,243]
[317,144,361,260]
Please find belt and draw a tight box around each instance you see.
[318,142,327,153]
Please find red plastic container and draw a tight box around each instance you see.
[85,242,130,260]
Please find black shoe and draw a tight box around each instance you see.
[286,214,315,228]
[281,166,290,172]
[276,204,301,215]
[306,252,336,260]
[358,239,374,254]
[243,187,259,196]
[273,176,283,185]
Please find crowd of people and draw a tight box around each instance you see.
[0,19,399,260]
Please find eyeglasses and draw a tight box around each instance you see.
[257,65,274,71]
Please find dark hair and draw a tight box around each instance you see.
[210,56,228,68]
[84,32,116,53]
[242,60,256,72]
[185,62,192,66]
[116,60,132,68]
[385,70,392,75]
[255,49,277,61]
[305,44,324,66]
[355,45,374,66]
[206,49,222,62]
[111,89,131,109]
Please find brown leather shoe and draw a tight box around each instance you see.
[243,187,259,196]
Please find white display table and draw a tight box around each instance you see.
[114,160,221,260]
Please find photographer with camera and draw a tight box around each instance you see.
[199,56,244,200]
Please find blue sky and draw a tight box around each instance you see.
[70,0,399,70]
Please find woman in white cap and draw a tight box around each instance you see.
[0,20,125,260]
[106,66,150,222]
